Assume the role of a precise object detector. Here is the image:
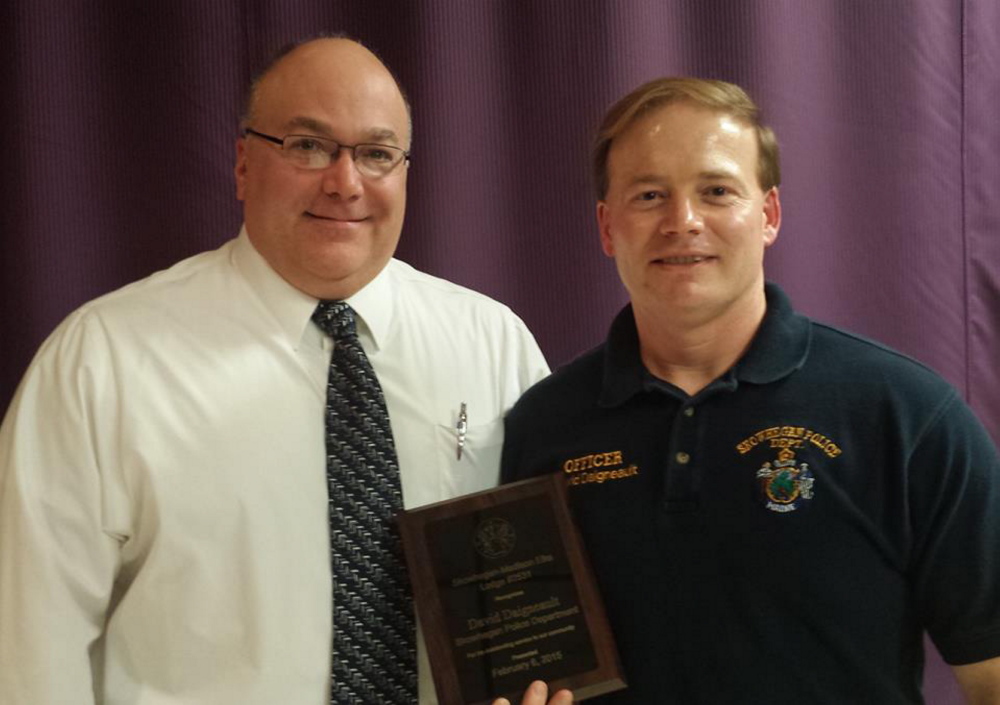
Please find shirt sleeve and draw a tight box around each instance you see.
[508,315,549,395]
[908,394,1000,665]
[0,310,124,702]
[500,390,547,486]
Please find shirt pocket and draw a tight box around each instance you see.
[434,418,504,499]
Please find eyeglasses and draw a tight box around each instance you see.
[243,128,410,178]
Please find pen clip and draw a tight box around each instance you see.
[456,402,468,460]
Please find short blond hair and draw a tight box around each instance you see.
[593,77,780,198]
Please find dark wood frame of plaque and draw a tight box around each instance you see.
[398,473,626,705]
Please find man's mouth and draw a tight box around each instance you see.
[655,255,713,265]
[305,212,366,222]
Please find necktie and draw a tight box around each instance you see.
[312,301,416,703]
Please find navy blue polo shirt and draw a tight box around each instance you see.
[501,283,1000,704]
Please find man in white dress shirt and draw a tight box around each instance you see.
[0,37,548,703]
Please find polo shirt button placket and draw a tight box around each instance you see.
[676,406,695,466]
[663,403,699,512]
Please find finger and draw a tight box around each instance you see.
[525,680,549,704]
[550,688,574,705]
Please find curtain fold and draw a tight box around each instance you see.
[3,3,995,701]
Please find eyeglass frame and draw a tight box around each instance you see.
[243,127,411,177]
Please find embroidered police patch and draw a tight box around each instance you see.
[756,448,815,513]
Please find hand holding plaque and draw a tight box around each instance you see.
[398,474,626,705]
[492,680,574,705]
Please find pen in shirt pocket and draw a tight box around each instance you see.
[456,402,468,460]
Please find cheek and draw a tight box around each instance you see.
[259,174,317,213]
[373,182,407,220]
[709,209,758,239]
[610,210,647,236]
[717,206,751,225]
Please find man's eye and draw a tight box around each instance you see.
[637,191,660,201]
[287,138,324,153]
[359,146,394,163]
[707,186,730,197]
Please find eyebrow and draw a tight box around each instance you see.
[699,169,741,181]
[283,117,402,146]
[622,169,745,191]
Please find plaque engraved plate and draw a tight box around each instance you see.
[398,474,626,705]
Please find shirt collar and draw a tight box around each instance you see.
[599,282,811,407]
[735,282,812,384]
[231,225,396,351]
[232,227,317,348]
[343,260,394,353]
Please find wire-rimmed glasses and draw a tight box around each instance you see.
[244,128,409,178]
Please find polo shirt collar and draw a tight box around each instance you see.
[736,282,811,384]
[599,303,647,407]
[231,225,395,352]
[599,282,811,407]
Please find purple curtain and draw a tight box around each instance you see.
[4,2,997,701]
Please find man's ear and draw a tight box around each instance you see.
[235,137,248,202]
[762,187,781,248]
[597,201,615,258]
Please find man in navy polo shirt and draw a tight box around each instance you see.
[495,78,1000,705]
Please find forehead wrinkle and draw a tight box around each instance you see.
[283,116,402,146]
[609,107,758,196]
[624,174,666,189]
[365,127,402,145]
[284,116,333,135]
[700,168,741,181]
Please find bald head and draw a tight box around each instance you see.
[242,37,412,147]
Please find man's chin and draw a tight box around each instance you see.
[303,255,393,300]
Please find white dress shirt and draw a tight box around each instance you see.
[0,229,549,704]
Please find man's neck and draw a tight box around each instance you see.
[633,289,767,397]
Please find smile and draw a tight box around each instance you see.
[305,212,367,223]
[655,255,713,264]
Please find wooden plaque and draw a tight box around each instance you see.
[398,474,626,705]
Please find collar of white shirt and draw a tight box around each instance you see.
[231,224,394,354]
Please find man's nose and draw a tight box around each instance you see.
[660,196,703,235]
[321,148,363,199]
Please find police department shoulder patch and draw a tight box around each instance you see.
[756,447,815,513]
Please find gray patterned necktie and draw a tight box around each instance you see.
[312,301,416,703]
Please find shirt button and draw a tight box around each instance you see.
[683,407,695,417]
[675,452,690,464]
